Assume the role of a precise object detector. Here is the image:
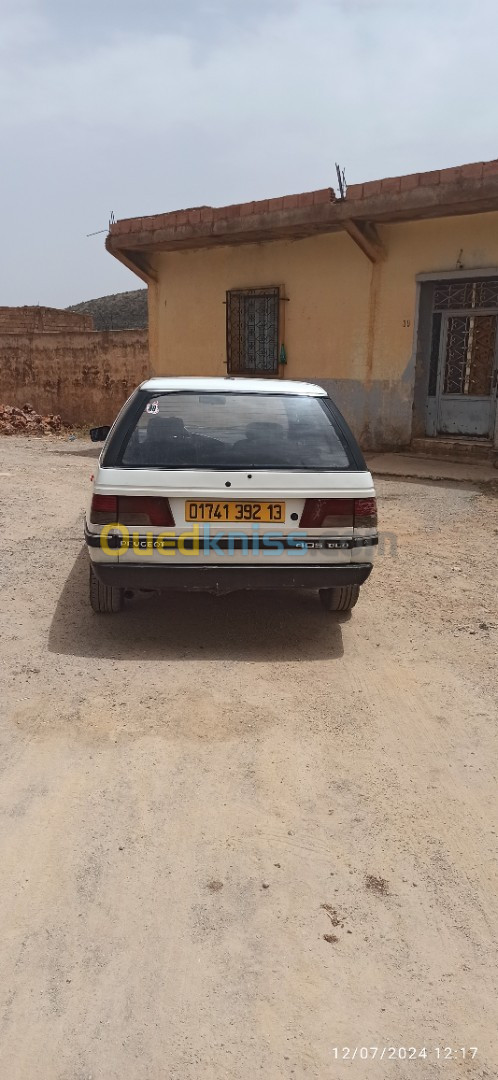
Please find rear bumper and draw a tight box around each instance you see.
[90,562,373,593]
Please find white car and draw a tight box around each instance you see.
[85,377,377,614]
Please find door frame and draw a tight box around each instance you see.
[413,268,498,447]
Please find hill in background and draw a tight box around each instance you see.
[67,289,148,331]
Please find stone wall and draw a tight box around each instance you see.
[0,327,149,426]
[0,306,93,334]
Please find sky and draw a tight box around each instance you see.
[1,0,498,307]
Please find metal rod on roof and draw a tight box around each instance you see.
[335,163,346,200]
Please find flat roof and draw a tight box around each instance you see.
[107,157,498,283]
[141,377,326,396]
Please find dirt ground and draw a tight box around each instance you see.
[0,436,497,1080]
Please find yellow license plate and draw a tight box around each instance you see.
[185,500,285,523]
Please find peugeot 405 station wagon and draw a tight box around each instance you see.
[85,378,377,614]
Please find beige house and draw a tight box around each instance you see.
[107,159,498,453]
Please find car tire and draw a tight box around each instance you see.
[89,564,124,614]
[319,584,360,612]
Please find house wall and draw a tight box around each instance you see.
[0,328,149,425]
[148,208,498,448]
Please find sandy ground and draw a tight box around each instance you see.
[0,435,497,1080]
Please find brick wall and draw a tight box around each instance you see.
[0,306,93,334]
[0,328,149,425]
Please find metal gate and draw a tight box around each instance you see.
[428,279,498,437]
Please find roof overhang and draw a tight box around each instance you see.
[106,160,498,278]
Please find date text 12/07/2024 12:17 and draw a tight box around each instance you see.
[331,1047,478,1062]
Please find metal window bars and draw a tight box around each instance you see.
[434,279,498,311]
[226,287,280,374]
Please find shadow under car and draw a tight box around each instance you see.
[48,547,346,662]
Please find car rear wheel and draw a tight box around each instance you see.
[89,564,124,614]
[319,584,360,612]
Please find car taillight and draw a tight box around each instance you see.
[90,494,118,524]
[118,496,174,527]
[299,497,377,529]
[90,494,174,526]
[354,498,377,529]
[299,499,354,527]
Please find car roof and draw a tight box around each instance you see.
[140,377,327,396]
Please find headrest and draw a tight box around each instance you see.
[245,421,283,440]
[147,416,185,439]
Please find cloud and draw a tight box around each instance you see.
[1,0,497,304]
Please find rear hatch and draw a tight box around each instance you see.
[88,389,377,566]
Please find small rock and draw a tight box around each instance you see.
[262,882,270,889]
[365,874,389,895]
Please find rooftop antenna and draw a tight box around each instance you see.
[335,163,347,200]
[86,212,116,237]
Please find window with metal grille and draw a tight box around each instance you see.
[226,287,280,374]
[442,314,497,396]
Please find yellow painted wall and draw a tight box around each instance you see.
[146,209,498,446]
[373,210,498,382]
[150,209,498,380]
[150,231,372,380]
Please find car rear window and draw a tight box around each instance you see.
[119,392,353,470]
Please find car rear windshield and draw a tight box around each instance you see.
[118,392,353,470]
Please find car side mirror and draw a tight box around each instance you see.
[89,425,111,442]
